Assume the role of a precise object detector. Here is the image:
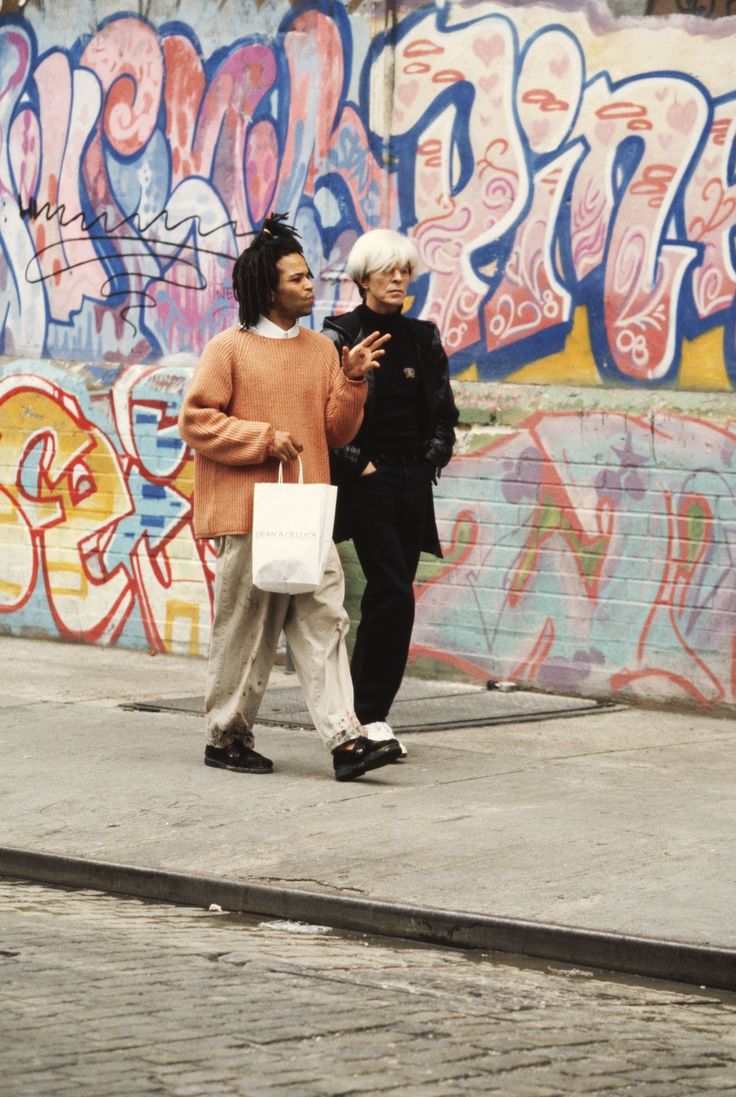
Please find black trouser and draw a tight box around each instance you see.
[346,452,432,725]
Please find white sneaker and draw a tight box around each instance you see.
[362,720,407,759]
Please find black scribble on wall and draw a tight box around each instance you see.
[17,193,252,335]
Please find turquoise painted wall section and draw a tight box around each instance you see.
[413,411,736,707]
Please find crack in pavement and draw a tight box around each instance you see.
[247,876,368,895]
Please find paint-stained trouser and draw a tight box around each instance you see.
[205,534,363,752]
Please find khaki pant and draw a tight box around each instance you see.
[205,535,362,752]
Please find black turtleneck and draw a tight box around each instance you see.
[358,304,423,452]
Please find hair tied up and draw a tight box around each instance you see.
[261,212,301,240]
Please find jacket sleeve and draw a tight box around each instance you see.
[178,335,275,466]
[323,325,369,478]
[423,327,459,472]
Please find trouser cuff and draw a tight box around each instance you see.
[206,725,255,750]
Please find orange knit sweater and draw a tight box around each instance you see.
[178,325,366,538]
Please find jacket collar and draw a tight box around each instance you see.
[323,306,363,340]
[324,305,436,350]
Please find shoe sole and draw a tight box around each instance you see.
[204,757,273,774]
[335,741,402,781]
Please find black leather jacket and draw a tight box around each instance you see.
[322,306,459,555]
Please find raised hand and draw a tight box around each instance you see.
[341,330,390,380]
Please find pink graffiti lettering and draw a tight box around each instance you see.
[1,8,736,382]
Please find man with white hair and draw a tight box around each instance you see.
[322,229,458,758]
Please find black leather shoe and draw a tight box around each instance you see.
[332,736,402,781]
[204,743,273,773]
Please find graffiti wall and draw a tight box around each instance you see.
[1,0,736,384]
[0,357,211,653]
[413,413,736,707]
[2,0,736,708]
[3,352,734,707]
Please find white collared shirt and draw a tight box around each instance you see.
[244,316,300,339]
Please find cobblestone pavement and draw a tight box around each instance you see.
[2,880,735,1097]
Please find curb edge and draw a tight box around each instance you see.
[1,846,734,992]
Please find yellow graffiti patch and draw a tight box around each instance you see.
[169,462,194,500]
[505,308,602,385]
[0,578,24,597]
[164,599,200,656]
[677,327,731,391]
[454,362,479,381]
[47,561,86,597]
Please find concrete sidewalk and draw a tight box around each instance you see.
[2,635,735,987]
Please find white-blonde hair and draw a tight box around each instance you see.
[346,229,419,284]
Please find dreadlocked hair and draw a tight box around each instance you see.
[232,213,304,329]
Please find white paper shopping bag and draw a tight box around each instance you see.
[252,457,337,594]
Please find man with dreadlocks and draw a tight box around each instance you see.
[179,214,402,781]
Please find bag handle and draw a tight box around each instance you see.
[277,455,304,484]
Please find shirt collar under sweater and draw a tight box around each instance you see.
[243,316,300,339]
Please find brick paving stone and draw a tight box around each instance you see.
[2,879,736,1097]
